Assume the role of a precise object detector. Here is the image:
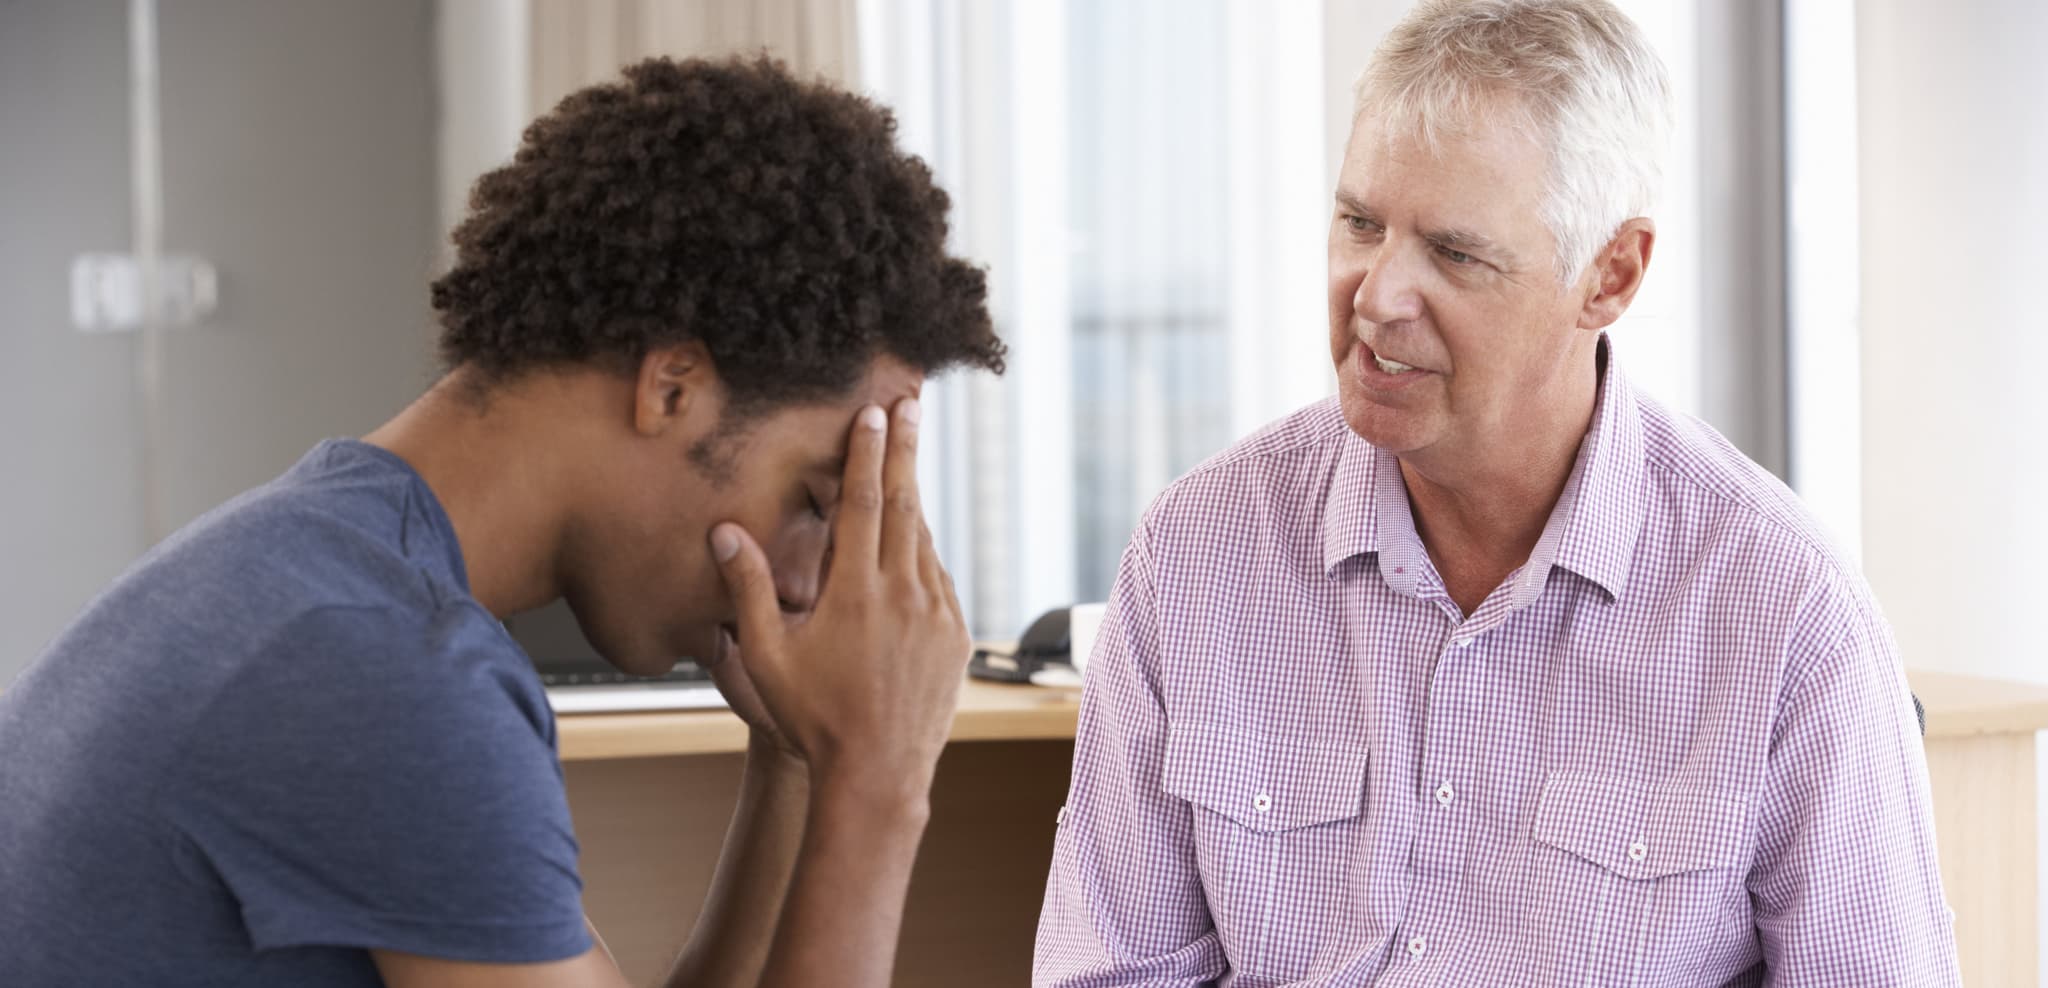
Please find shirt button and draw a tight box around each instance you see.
[1407,935,1427,957]
[1435,782,1455,806]
[1628,840,1647,862]
[1253,793,1272,813]
[1452,636,1473,648]
[1056,805,1067,825]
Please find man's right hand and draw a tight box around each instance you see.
[708,397,970,800]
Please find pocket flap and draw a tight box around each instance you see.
[1161,726,1367,833]
[1534,772,1746,880]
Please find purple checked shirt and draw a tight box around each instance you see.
[1034,345,1959,987]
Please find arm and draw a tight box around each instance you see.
[1033,529,1224,987]
[372,740,813,988]
[662,736,810,988]
[1748,594,1961,986]
[373,733,814,988]
[752,757,934,987]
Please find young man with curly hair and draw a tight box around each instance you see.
[0,57,1005,988]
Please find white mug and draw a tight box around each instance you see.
[1068,602,1108,676]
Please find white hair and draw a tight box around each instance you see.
[1353,0,1673,283]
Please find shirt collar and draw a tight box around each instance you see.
[1320,335,1646,603]
[1322,423,1383,577]
[1541,337,1646,602]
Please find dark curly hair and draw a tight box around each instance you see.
[431,55,1005,412]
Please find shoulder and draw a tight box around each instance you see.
[132,444,469,628]
[1635,392,1858,583]
[14,444,501,750]
[1628,391,1885,675]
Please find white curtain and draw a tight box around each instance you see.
[528,0,860,112]
[858,0,1062,639]
[437,0,860,258]
[861,0,1329,634]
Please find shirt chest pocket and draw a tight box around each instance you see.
[1161,727,1368,978]
[1531,773,1752,972]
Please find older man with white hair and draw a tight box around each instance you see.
[1033,1,1958,985]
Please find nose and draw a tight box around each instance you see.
[770,535,827,616]
[1353,239,1426,328]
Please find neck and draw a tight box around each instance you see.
[1399,344,1602,597]
[363,370,585,618]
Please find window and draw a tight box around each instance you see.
[863,0,1326,634]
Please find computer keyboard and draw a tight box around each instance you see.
[541,662,729,714]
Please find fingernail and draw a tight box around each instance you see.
[899,398,922,426]
[710,525,740,562]
[859,405,886,431]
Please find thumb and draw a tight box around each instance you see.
[709,523,784,661]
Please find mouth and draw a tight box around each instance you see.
[1363,342,1422,375]
[1354,341,1435,392]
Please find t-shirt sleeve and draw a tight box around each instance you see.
[165,603,592,963]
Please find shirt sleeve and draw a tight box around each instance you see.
[165,604,591,963]
[1034,528,1225,987]
[1748,582,1961,986]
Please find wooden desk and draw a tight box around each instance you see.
[562,670,2046,986]
[562,681,1080,987]
[559,679,1082,762]
[1909,668,2048,986]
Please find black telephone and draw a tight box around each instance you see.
[968,606,1072,683]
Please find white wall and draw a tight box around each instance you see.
[1320,1,1409,193]
[1858,0,2048,684]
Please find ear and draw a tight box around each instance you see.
[631,342,716,438]
[1576,218,1656,331]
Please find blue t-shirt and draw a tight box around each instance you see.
[0,440,590,984]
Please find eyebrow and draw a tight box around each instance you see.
[1336,189,1516,265]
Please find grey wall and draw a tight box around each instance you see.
[0,2,143,685]
[1693,0,1788,480]
[1,1,440,684]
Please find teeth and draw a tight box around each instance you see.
[1374,354,1416,374]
